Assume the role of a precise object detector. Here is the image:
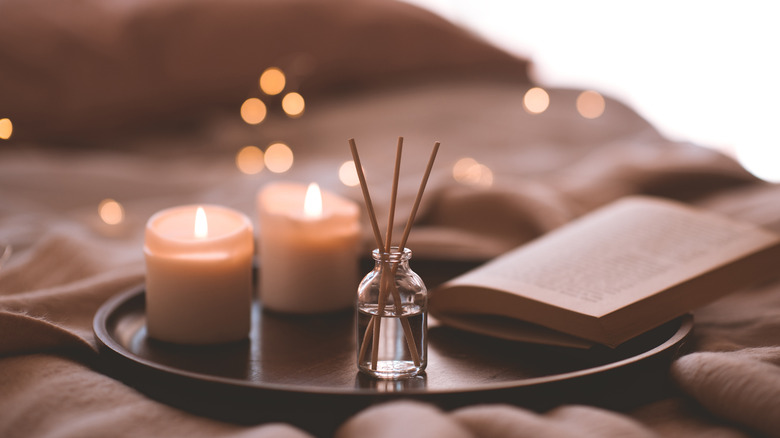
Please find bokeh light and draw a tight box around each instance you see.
[98,198,125,225]
[282,92,305,118]
[576,90,606,119]
[264,142,294,173]
[453,157,479,180]
[260,67,286,96]
[523,87,550,114]
[338,160,360,187]
[0,118,12,140]
[235,146,265,175]
[240,98,267,125]
[452,157,494,188]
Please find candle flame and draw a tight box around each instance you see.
[303,183,323,219]
[194,206,208,238]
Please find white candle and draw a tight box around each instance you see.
[257,182,361,313]
[144,204,254,344]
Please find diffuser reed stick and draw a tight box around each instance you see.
[350,138,440,370]
[348,138,384,251]
[371,138,404,366]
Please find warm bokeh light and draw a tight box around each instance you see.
[240,98,267,125]
[281,92,305,118]
[303,183,323,218]
[458,164,493,187]
[735,140,780,183]
[452,157,494,188]
[453,157,479,180]
[473,164,494,187]
[264,142,294,173]
[260,67,286,96]
[523,87,550,114]
[576,90,606,119]
[235,145,265,174]
[98,199,124,225]
[194,206,208,238]
[338,160,360,187]
[0,118,12,140]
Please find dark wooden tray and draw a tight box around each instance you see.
[94,280,692,436]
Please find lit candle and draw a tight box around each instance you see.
[144,204,254,344]
[257,182,361,313]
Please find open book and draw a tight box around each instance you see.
[430,196,780,348]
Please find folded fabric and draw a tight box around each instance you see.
[335,401,473,438]
[0,229,144,356]
[335,401,658,438]
[672,348,780,438]
[0,355,313,438]
[454,404,658,438]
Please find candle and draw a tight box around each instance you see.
[257,182,361,313]
[144,204,254,344]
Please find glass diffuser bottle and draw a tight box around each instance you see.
[357,247,427,379]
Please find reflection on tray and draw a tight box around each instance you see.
[355,373,427,392]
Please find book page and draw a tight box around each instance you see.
[448,197,780,317]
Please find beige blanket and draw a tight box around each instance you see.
[2,1,780,437]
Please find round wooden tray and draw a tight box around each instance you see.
[94,283,692,436]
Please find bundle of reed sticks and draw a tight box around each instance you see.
[348,137,440,371]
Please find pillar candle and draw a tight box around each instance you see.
[144,204,254,344]
[257,182,361,313]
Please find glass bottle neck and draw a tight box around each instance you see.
[372,247,412,267]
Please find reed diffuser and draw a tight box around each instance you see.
[349,137,440,379]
